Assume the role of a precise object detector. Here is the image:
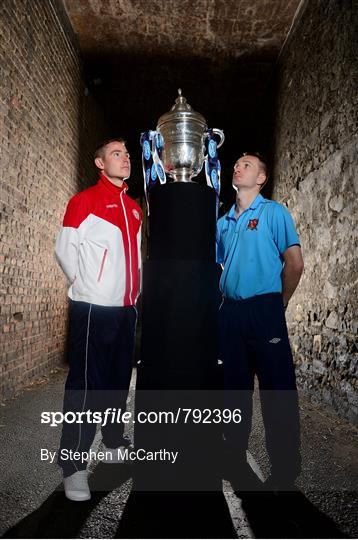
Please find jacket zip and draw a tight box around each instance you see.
[119,191,133,304]
[97,248,108,282]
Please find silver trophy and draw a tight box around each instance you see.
[157,89,224,182]
[141,89,224,199]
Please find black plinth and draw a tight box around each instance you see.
[134,182,222,491]
[148,181,216,261]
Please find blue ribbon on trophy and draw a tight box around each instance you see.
[140,130,167,211]
[204,129,221,215]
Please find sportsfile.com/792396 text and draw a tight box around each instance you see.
[40,408,242,427]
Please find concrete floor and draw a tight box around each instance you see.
[0,367,357,539]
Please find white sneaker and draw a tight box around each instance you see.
[63,470,91,501]
[101,445,128,464]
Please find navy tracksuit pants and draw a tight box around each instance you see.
[219,293,301,482]
[58,300,137,477]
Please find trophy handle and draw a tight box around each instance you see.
[212,128,225,148]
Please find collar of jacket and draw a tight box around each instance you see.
[98,173,129,195]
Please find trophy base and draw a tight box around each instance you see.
[169,168,196,183]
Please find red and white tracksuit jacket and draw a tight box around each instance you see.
[55,173,142,307]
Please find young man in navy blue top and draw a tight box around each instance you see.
[216,152,304,493]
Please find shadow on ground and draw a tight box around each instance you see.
[2,464,131,539]
[2,463,349,540]
[239,490,348,539]
[2,463,235,539]
[116,491,236,538]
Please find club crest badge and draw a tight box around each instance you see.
[208,139,217,158]
[247,219,259,230]
[132,209,140,221]
[150,163,157,181]
[143,140,151,161]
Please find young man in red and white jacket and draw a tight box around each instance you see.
[55,138,142,501]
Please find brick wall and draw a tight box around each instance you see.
[272,0,357,422]
[0,0,107,398]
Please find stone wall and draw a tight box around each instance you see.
[272,0,357,422]
[0,0,107,398]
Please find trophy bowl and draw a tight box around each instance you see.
[157,89,224,183]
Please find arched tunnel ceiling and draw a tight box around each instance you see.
[63,0,302,61]
[61,0,303,201]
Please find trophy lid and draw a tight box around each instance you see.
[157,89,207,128]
